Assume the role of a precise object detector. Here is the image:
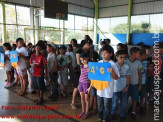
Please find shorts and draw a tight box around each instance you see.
[16,67,27,76]
[139,84,146,98]
[32,76,45,91]
[70,70,80,88]
[78,82,90,94]
[59,72,68,86]
[90,86,97,97]
[128,84,139,101]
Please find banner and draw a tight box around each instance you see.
[0,53,4,68]
[88,62,111,91]
[10,51,18,68]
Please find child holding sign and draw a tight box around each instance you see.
[95,45,120,122]
[78,52,90,119]
[3,43,12,88]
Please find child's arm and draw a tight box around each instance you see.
[123,75,130,92]
[138,69,142,91]
[50,60,57,74]
[76,53,81,65]
[107,68,118,80]
[58,64,68,71]
[17,53,29,61]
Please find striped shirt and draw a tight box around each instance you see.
[79,66,90,83]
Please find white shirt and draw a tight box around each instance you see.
[97,60,120,98]
[4,50,12,71]
[47,53,56,73]
[16,47,28,69]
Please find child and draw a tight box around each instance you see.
[89,45,120,122]
[30,43,47,105]
[70,44,80,109]
[57,45,71,97]
[16,38,29,96]
[125,47,142,120]
[111,50,130,121]
[3,43,12,88]
[47,42,58,101]
[89,51,99,113]
[78,52,90,119]
[138,49,148,113]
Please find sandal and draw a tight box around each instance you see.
[79,112,85,118]
[33,98,40,102]
[82,113,89,119]
[70,103,76,109]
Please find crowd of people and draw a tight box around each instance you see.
[1,35,163,122]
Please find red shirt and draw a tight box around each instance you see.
[30,54,47,77]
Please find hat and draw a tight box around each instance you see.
[47,41,57,50]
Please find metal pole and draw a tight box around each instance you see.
[126,0,132,44]
[0,0,7,42]
[93,0,98,44]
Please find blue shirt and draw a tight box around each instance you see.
[141,60,148,84]
[114,62,131,92]
[125,59,142,85]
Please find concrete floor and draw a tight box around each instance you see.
[0,69,162,122]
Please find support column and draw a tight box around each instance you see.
[93,0,98,44]
[0,1,7,43]
[126,0,132,44]
[35,9,40,42]
[61,20,65,44]
[30,7,35,44]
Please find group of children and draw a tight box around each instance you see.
[1,35,163,122]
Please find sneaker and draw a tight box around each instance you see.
[98,118,102,122]
[82,113,89,119]
[36,99,44,105]
[31,90,36,94]
[110,114,117,120]
[79,112,85,118]
[130,112,136,121]
[5,82,11,88]
[70,103,77,109]
[119,117,126,122]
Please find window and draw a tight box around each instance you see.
[75,15,87,30]
[65,14,74,29]
[98,18,110,33]
[5,4,16,24]
[88,17,93,30]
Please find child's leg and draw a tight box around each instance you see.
[111,92,119,115]
[89,95,93,110]
[71,88,78,105]
[85,93,89,114]
[93,96,97,111]
[103,98,112,121]
[80,92,86,113]
[39,90,43,100]
[120,91,128,117]
[97,96,104,120]
[8,71,12,83]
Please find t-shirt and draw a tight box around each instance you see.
[16,47,29,69]
[4,50,12,71]
[114,62,131,92]
[125,59,142,85]
[30,54,46,77]
[141,60,148,84]
[97,60,120,98]
[79,66,90,83]
[57,54,71,73]
[47,53,56,73]
[66,51,77,68]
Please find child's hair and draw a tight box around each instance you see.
[60,45,67,51]
[12,44,17,49]
[102,45,114,54]
[80,52,89,59]
[101,41,107,46]
[130,47,140,55]
[141,45,150,50]
[27,42,32,47]
[80,39,93,47]
[92,52,99,62]
[85,35,91,40]
[140,49,146,56]
[67,44,73,52]
[37,40,46,50]
[71,39,78,47]
[117,43,124,49]
[116,50,127,56]
[36,42,43,49]
[3,43,11,51]
[16,37,24,43]
[104,38,111,44]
